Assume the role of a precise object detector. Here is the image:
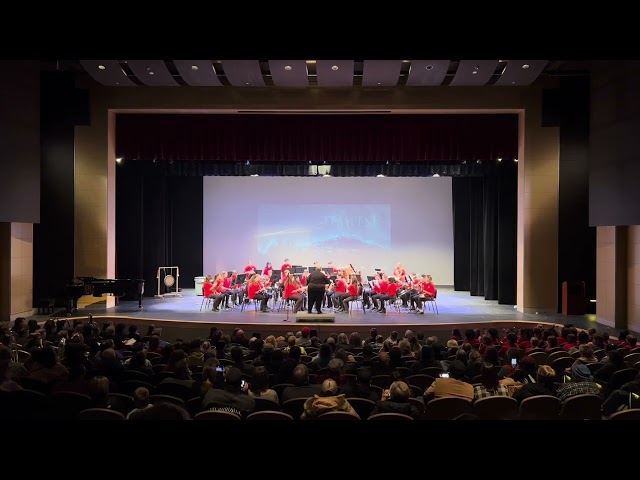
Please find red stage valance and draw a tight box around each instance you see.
[116,113,518,163]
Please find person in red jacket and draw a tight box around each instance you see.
[373,275,398,313]
[202,275,214,298]
[371,274,390,312]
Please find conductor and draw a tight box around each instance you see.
[306,266,330,314]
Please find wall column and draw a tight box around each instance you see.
[517,106,560,313]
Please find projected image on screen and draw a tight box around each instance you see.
[203,177,454,284]
[257,204,390,257]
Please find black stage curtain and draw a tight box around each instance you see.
[116,162,203,297]
[116,114,518,163]
[452,161,517,304]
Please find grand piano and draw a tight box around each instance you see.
[65,276,145,314]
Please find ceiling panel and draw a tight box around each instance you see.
[173,60,222,86]
[493,60,548,86]
[449,60,499,86]
[362,60,403,86]
[222,60,266,86]
[316,60,354,86]
[269,60,308,86]
[127,60,179,86]
[406,60,450,86]
[79,60,135,86]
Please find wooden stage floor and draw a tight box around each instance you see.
[45,288,602,343]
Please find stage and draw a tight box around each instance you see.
[46,287,601,343]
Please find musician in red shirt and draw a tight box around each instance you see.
[284,275,306,313]
[331,273,348,309]
[244,261,256,277]
[202,275,214,298]
[247,274,271,312]
[423,275,436,298]
[212,273,233,311]
[393,262,406,281]
[335,276,359,312]
[300,268,309,286]
[280,258,292,281]
[263,262,273,280]
[372,274,394,313]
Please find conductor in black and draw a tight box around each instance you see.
[306,266,330,314]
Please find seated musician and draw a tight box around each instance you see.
[410,274,430,315]
[224,271,242,307]
[244,261,256,277]
[247,274,272,312]
[263,262,273,280]
[280,258,292,282]
[331,271,348,309]
[393,262,407,281]
[335,276,358,313]
[362,272,381,309]
[371,273,390,312]
[284,275,306,313]
[202,275,214,299]
[401,273,419,309]
[423,275,436,299]
[373,276,400,313]
[212,273,232,311]
[300,268,309,286]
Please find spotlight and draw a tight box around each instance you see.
[476,159,482,164]
[514,158,519,163]
[497,157,502,162]
[115,157,123,163]
[308,160,312,164]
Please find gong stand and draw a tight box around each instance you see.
[154,266,182,298]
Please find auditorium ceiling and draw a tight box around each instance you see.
[41,60,591,88]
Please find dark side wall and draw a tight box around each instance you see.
[33,72,89,305]
[545,77,596,311]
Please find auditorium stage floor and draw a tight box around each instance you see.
[59,287,601,334]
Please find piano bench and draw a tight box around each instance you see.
[37,298,56,315]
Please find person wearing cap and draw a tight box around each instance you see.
[300,378,360,420]
[555,364,602,403]
[296,327,312,347]
[423,360,474,402]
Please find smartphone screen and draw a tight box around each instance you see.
[439,373,450,378]
[241,380,246,388]
[215,366,223,372]
[511,358,517,367]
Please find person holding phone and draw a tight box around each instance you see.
[423,360,474,403]
[201,367,255,418]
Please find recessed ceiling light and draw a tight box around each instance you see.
[514,158,519,162]
[191,65,199,71]
[245,82,250,85]
[497,157,502,162]
[472,71,478,75]
[98,65,106,70]
[331,65,339,71]
[149,71,154,75]
[512,81,516,84]
[377,82,381,85]
[284,65,292,71]
[116,157,123,163]
[146,67,151,71]
[522,64,530,69]
[115,82,119,85]
[426,65,433,70]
